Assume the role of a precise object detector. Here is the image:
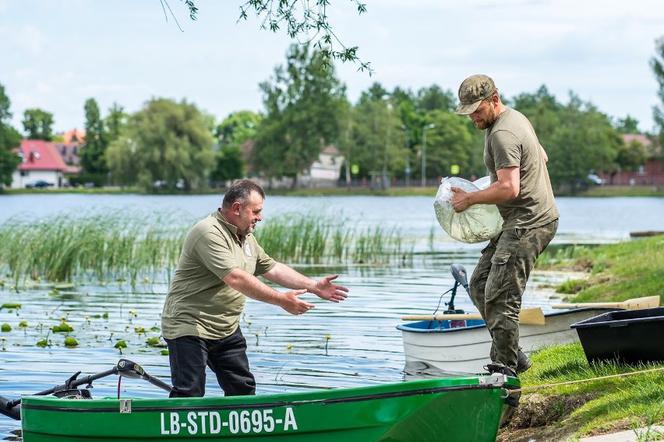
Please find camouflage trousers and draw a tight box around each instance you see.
[469,219,558,371]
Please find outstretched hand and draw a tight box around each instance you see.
[280,289,315,315]
[310,275,349,303]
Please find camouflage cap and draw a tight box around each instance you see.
[455,74,496,115]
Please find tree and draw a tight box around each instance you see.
[79,98,109,185]
[22,108,54,140]
[616,139,648,172]
[652,37,664,147]
[0,84,21,187]
[513,88,622,192]
[615,115,640,134]
[106,98,215,191]
[345,93,407,182]
[173,1,371,73]
[252,44,348,187]
[105,103,128,143]
[415,85,456,113]
[422,110,475,179]
[211,111,262,182]
[548,96,621,193]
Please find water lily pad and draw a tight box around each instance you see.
[52,321,74,332]
[64,337,78,347]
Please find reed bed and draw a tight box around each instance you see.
[254,214,413,265]
[0,211,188,286]
[0,211,414,285]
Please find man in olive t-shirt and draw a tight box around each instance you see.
[451,75,559,377]
[162,179,349,397]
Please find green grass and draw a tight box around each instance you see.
[579,185,664,198]
[537,236,664,303]
[518,343,664,437]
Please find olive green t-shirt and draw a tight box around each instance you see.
[484,107,559,230]
[161,211,276,340]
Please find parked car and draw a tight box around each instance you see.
[25,180,54,189]
[587,173,605,185]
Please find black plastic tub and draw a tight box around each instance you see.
[570,307,664,364]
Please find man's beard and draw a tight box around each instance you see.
[473,107,497,129]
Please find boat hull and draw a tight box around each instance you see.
[21,375,516,441]
[398,308,617,374]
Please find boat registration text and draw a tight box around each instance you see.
[160,407,298,436]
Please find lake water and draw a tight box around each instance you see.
[1,194,663,439]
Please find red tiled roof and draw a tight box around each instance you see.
[18,140,68,172]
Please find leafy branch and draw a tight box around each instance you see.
[164,0,372,74]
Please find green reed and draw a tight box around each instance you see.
[255,214,413,264]
[0,211,414,285]
[0,212,189,286]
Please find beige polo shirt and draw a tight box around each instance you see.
[161,210,276,340]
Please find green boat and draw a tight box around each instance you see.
[2,359,518,441]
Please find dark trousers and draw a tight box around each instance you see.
[469,220,558,370]
[165,327,256,397]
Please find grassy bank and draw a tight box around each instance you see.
[3,184,664,197]
[505,236,664,439]
[577,185,664,197]
[537,235,664,302]
[499,344,664,441]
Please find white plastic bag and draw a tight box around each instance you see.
[433,176,504,243]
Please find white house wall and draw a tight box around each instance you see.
[10,170,62,189]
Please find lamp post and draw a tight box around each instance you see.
[382,100,392,190]
[421,123,435,187]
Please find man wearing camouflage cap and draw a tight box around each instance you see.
[451,74,559,377]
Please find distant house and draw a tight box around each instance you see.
[299,145,345,188]
[11,140,69,189]
[599,134,664,186]
[240,142,345,188]
[55,128,86,169]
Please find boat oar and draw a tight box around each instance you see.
[401,307,545,325]
[551,295,660,311]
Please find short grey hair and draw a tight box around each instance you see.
[222,179,265,208]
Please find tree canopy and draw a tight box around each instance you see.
[106,98,214,191]
[652,36,664,149]
[79,98,109,185]
[0,84,21,187]
[211,110,262,183]
[22,108,54,141]
[252,44,347,187]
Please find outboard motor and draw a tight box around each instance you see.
[0,395,20,420]
[444,263,470,314]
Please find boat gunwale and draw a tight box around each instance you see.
[21,377,518,414]
[396,307,619,333]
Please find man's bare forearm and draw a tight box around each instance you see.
[223,268,284,306]
[262,263,317,292]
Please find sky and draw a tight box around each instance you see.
[1,0,663,134]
